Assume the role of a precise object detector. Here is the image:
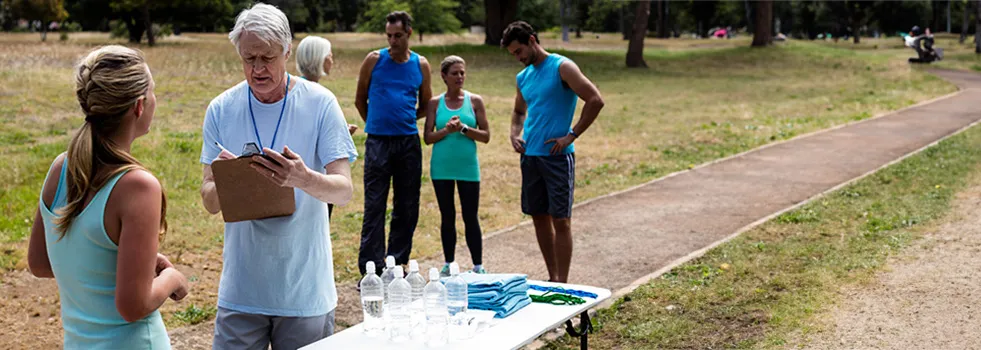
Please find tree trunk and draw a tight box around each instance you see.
[752,0,773,47]
[125,16,145,44]
[948,0,952,32]
[626,0,650,68]
[745,0,752,30]
[961,0,970,44]
[143,3,155,47]
[576,27,582,38]
[852,16,861,44]
[419,31,424,42]
[620,5,629,40]
[41,24,47,42]
[561,0,569,42]
[656,0,666,38]
[976,0,980,53]
[484,0,519,46]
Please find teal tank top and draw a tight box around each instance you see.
[516,53,578,156]
[430,91,480,182]
[38,160,170,349]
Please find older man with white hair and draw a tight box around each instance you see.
[198,3,357,349]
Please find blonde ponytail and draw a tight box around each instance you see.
[56,45,167,241]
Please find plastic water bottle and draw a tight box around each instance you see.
[423,267,448,346]
[406,260,427,338]
[445,262,470,340]
[381,256,396,306]
[387,266,412,342]
[359,261,384,336]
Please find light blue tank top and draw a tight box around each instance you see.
[38,159,170,350]
[366,48,423,136]
[516,53,579,156]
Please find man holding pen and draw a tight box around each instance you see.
[198,3,357,348]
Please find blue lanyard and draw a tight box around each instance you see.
[247,74,290,152]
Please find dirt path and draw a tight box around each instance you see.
[2,69,980,349]
[793,179,981,350]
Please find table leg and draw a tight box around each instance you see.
[564,311,593,350]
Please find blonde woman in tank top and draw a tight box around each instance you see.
[423,55,490,276]
[27,45,188,349]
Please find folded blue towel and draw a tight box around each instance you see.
[469,293,531,318]
[442,273,532,318]
[469,284,529,305]
[469,282,528,301]
[457,273,527,294]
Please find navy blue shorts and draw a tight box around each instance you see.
[520,153,575,219]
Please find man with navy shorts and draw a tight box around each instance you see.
[502,21,605,283]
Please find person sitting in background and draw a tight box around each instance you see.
[28,45,188,349]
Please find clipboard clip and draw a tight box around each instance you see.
[241,142,262,157]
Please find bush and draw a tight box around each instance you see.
[153,23,173,37]
[109,20,127,39]
[315,20,337,33]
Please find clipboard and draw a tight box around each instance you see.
[211,155,296,223]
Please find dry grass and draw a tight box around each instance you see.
[0,32,954,288]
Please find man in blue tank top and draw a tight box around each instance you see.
[502,21,605,284]
[355,11,433,276]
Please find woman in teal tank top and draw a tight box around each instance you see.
[423,56,491,275]
[27,46,188,349]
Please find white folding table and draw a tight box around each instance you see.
[301,281,611,350]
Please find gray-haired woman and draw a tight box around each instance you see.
[296,35,359,219]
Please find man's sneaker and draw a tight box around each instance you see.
[440,264,451,278]
[473,266,487,274]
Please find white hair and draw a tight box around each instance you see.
[229,3,292,55]
[295,36,332,79]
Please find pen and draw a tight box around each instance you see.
[215,141,235,156]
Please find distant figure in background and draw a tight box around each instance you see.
[296,34,360,218]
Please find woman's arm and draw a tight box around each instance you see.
[464,94,490,144]
[114,170,187,322]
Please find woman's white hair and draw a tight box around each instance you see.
[295,36,332,79]
[229,3,292,55]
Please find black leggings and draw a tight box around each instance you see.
[432,180,482,265]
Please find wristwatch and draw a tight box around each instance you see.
[461,125,470,134]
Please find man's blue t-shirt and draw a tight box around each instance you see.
[200,76,358,316]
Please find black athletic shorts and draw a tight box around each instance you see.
[520,153,575,219]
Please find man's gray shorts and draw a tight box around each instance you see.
[212,307,335,350]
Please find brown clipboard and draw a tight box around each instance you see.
[211,157,296,223]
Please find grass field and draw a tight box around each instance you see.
[533,34,981,350]
[545,113,981,350]
[0,32,958,286]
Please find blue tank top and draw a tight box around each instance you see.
[516,53,579,156]
[38,160,170,349]
[366,48,423,136]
